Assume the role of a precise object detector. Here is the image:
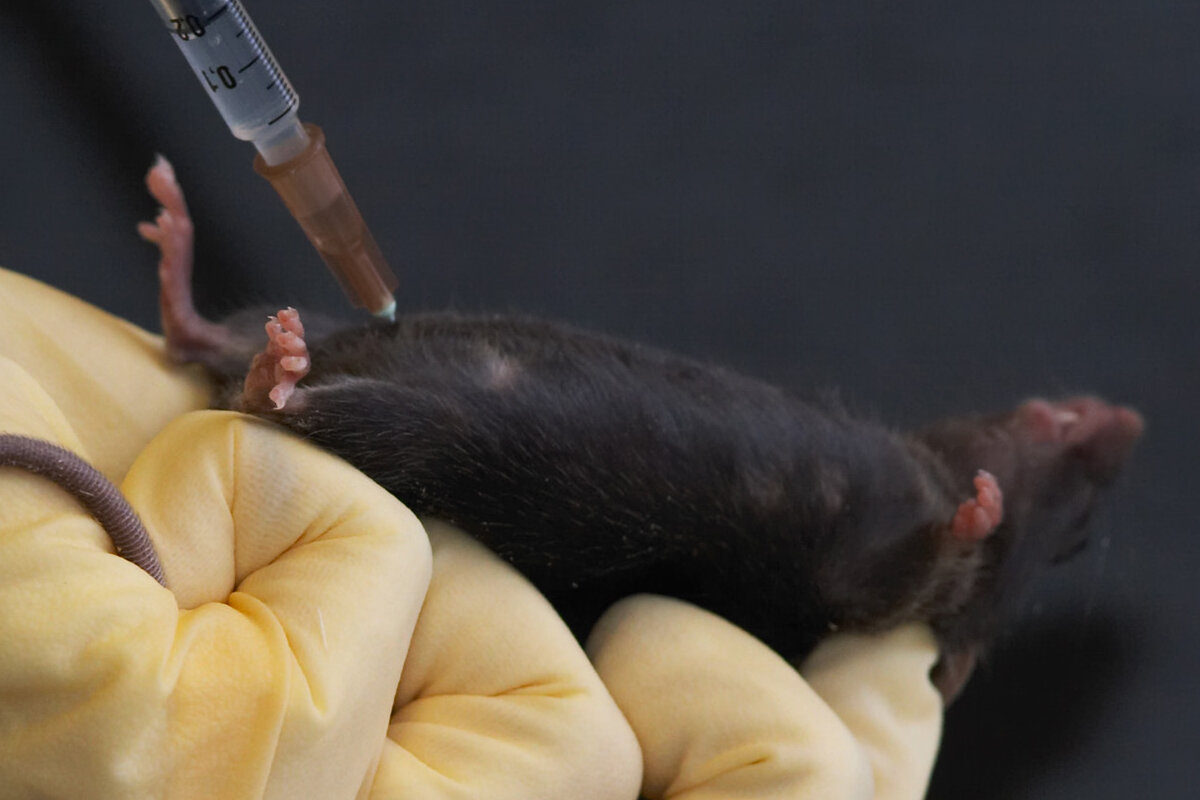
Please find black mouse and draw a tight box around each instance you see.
[137,156,1142,701]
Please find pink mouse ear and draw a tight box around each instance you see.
[950,470,1004,541]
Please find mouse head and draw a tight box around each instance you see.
[914,396,1143,698]
[920,396,1142,564]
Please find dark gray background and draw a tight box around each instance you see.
[1,2,1193,796]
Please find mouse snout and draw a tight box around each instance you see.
[1017,397,1143,483]
[1076,403,1143,483]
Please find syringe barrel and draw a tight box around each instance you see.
[255,124,398,316]
[148,0,302,158]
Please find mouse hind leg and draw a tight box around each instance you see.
[138,156,261,378]
[241,365,484,521]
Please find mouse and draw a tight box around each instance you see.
[137,156,1143,700]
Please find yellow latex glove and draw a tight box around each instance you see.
[0,268,640,800]
[588,598,942,800]
[0,267,942,799]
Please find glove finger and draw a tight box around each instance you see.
[800,624,942,800]
[586,595,874,800]
[124,410,433,798]
[0,409,431,799]
[373,521,642,800]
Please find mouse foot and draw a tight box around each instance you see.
[241,308,310,411]
[137,156,231,362]
[951,470,1004,541]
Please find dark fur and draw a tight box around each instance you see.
[195,311,1139,674]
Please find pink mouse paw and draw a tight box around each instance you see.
[137,155,194,287]
[951,470,1004,541]
[242,308,310,411]
[137,155,232,360]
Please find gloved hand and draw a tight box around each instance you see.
[0,268,640,800]
[0,267,943,799]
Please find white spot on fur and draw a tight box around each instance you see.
[481,351,521,390]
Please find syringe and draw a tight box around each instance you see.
[147,0,398,319]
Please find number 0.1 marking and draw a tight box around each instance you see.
[201,65,237,91]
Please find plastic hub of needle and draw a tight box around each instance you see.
[254,123,398,319]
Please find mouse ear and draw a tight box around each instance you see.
[949,470,1004,542]
[931,646,979,703]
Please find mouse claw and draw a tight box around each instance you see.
[951,470,1004,541]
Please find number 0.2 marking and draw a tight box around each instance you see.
[171,15,206,40]
[202,66,237,91]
